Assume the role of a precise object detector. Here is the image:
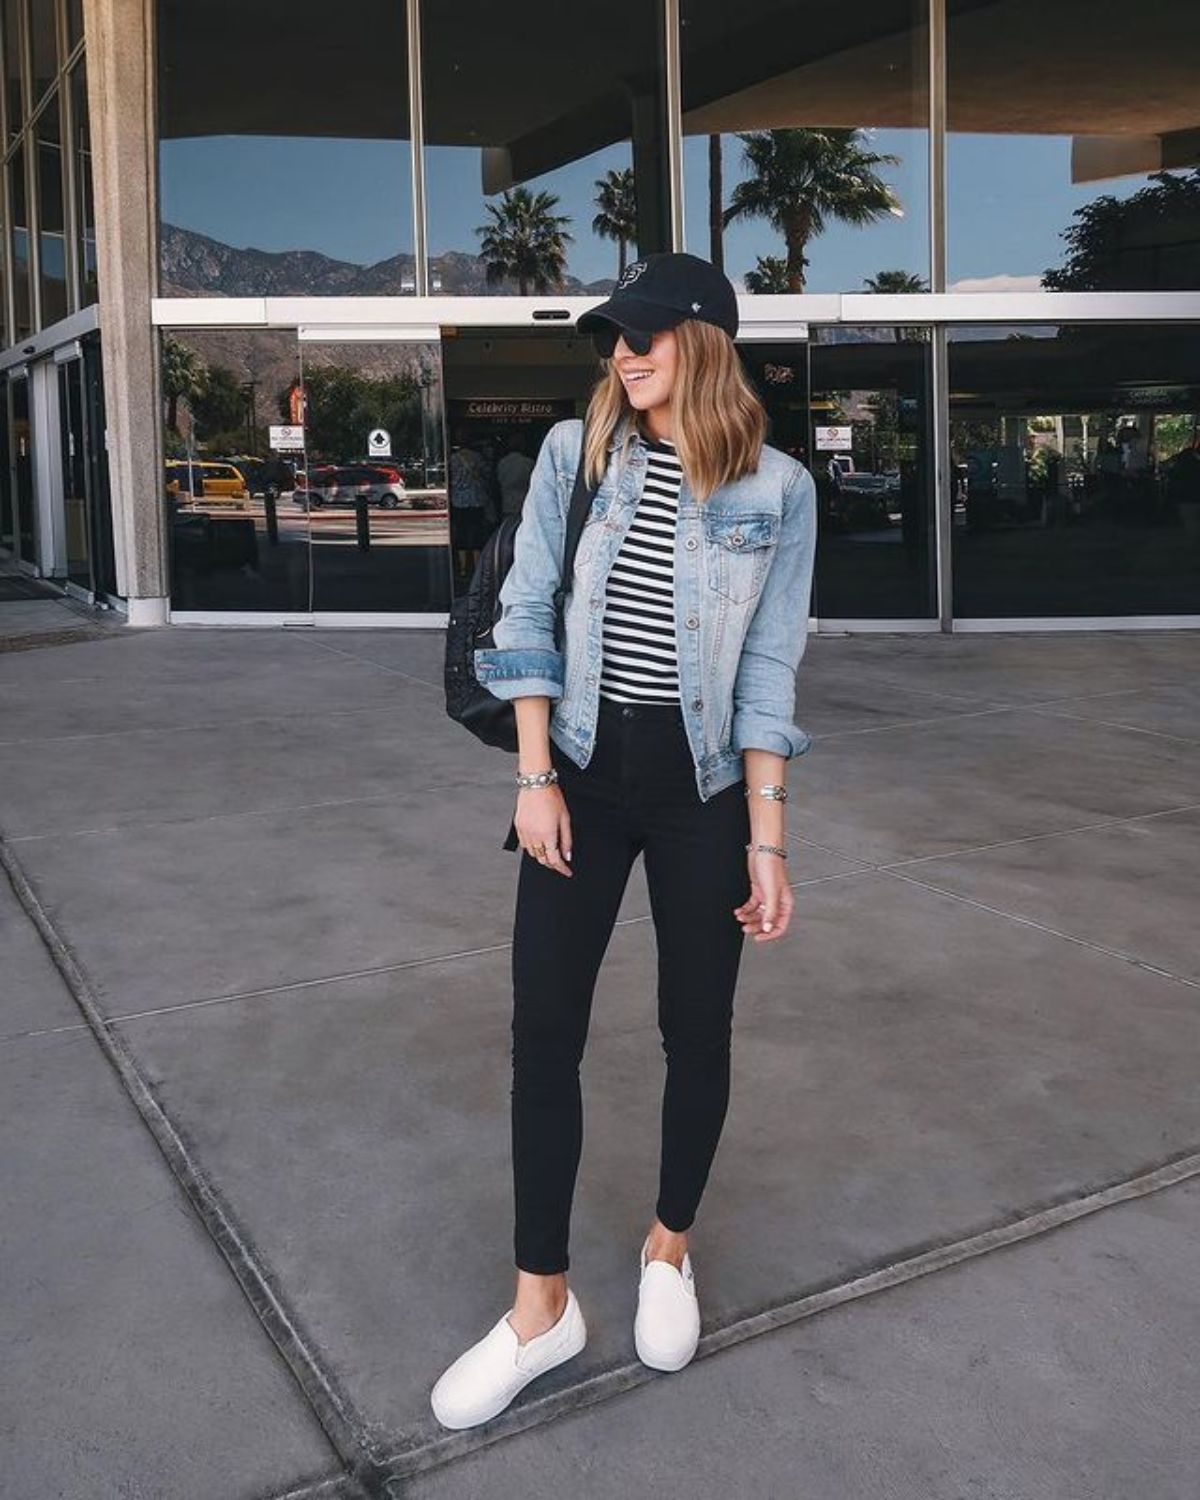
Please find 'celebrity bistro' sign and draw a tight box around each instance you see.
[460,399,567,422]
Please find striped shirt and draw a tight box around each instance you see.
[598,437,683,703]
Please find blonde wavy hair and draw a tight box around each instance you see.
[581,318,767,501]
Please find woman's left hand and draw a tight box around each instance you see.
[733,851,794,942]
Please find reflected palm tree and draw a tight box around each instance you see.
[724,128,902,292]
[593,168,637,279]
[162,334,207,434]
[744,255,791,293]
[864,269,928,293]
[476,186,573,295]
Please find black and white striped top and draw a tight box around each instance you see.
[598,436,683,703]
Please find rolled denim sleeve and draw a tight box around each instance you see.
[731,461,817,760]
[473,421,573,702]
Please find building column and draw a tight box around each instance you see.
[82,0,167,623]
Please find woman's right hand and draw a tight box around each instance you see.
[515,785,573,877]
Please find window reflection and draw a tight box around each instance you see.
[70,61,95,305]
[156,1,414,297]
[29,0,55,106]
[949,325,1200,615]
[163,329,311,612]
[422,0,669,293]
[299,341,451,612]
[681,0,928,294]
[3,0,23,142]
[808,327,935,618]
[36,90,67,325]
[9,139,31,339]
[948,0,1200,291]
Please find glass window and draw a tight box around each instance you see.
[681,0,929,294]
[949,324,1200,616]
[156,1,414,297]
[3,0,24,140]
[948,0,1200,292]
[69,61,94,304]
[8,139,31,339]
[300,338,451,612]
[66,0,81,53]
[422,0,669,294]
[36,89,67,324]
[29,0,55,105]
[808,326,935,618]
[0,188,7,347]
[163,328,310,611]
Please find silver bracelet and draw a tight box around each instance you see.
[745,783,788,802]
[746,842,788,859]
[515,767,559,790]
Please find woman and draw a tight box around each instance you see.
[432,252,817,1430]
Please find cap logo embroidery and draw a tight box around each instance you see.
[617,260,648,288]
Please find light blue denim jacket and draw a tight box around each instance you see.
[473,415,817,802]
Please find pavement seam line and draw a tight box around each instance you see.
[883,866,1200,990]
[303,634,443,692]
[1025,701,1200,749]
[376,1150,1200,1489]
[99,872,873,1025]
[0,702,430,750]
[0,834,390,1496]
[792,804,1200,876]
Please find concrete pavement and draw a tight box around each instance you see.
[1,617,1197,1498]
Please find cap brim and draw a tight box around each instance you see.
[575,296,688,337]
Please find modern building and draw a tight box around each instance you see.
[1,0,1198,630]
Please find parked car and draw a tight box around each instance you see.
[295,463,410,510]
[165,460,249,504]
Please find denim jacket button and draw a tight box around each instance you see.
[685,536,698,551]
[686,615,699,629]
[730,533,744,547]
[692,698,703,712]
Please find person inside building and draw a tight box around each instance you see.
[431,252,818,1430]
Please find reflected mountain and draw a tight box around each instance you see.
[161,223,618,299]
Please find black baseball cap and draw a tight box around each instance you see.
[576,252,739,354]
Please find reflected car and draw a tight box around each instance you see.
[829,471,897,528]
[295,463,410,510]
[226,455,296,499]
[165,460,250,504]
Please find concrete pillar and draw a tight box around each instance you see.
[82,0,168,623]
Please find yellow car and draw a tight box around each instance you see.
[166,460,249,504]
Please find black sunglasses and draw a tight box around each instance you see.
[591,323,655,359]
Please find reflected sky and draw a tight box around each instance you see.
[161,130,1169,292]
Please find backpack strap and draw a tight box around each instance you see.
[552,420,599,650]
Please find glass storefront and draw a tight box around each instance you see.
[163,329,451,614]
[56,333,114,596]
[680,0,929,295]
[948,0,1200,293]
[949,324,1200,617]
[423,1,669,293]
[157,0,416,298]
[808,327,935,618]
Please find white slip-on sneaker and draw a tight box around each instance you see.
[634,1234,701,1372]
[430,1288,587,1430]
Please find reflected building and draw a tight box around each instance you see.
[0,0,1197,629]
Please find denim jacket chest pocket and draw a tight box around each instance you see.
[702,510,780,605]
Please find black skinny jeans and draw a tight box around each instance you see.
[510,696,752,1275]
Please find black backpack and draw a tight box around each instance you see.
[444,422,598,758]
